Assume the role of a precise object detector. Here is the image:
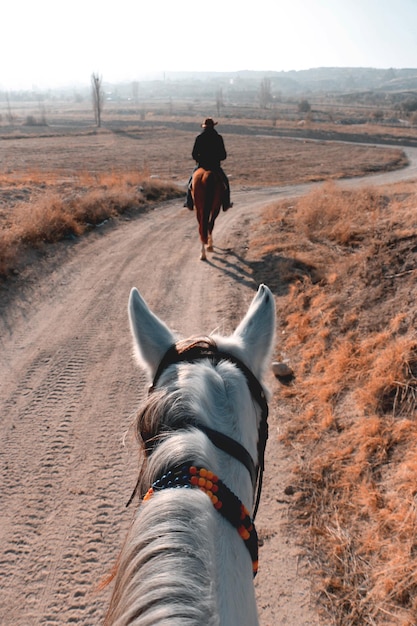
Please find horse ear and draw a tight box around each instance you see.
[128,288,176,379]
[232,284,276,379]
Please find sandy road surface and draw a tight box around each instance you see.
[1,146,416,626]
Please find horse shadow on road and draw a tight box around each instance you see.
[207,247,322,296]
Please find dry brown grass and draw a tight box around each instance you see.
[250,180,417,624]
[0,171,183,276]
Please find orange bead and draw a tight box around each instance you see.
[199,468,208,477]
[198,477,206,487]
[238,526,250,541]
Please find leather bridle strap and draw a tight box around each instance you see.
[198,423,257,486]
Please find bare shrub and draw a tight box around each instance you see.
[15,193,83,244]
[0,228,23,275]
[296,182,387,245]
[91,73,104,127]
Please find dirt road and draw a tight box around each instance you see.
[1,147,417,626]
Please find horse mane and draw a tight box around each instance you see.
[104,336,229,625]
[104,488,220,625]
[104,323,269,625]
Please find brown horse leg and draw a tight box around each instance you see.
[207,234,213,252]
[200,242,207,261]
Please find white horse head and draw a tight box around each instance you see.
[105,284,275,625]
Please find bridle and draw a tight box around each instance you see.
[148,341,269,520]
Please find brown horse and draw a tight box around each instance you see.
[192,168,224,260]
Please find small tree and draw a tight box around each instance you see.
[131,81,139,105]
[259,78,272,109]
[5,93,14,124]
[298,99,311,114]
[91,73,104,127]
[38,95,47,125]
[372,109,384,123]
[216,88,224,116]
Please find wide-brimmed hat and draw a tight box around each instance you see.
[201,118,218,128]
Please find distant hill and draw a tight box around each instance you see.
[156,67,417,94]
[5,67,417,100]
[93,67,417,104]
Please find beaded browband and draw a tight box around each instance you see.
[143,464,259,576]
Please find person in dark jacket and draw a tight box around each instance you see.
[184,118,233,210]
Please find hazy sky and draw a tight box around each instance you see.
[2,0,417,90]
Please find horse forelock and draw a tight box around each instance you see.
[131,337,217,491]
[175,334,217,355]
[136,336,216,440]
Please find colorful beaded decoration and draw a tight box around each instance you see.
[143,464,259,576]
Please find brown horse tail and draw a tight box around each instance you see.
[202,171,216,243]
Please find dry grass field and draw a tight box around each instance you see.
[0,103,409,277]
[249,181,417,624]
[1,100,417,624]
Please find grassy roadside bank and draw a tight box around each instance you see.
[250,180,417,624]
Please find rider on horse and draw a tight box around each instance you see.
[185,118,233,211]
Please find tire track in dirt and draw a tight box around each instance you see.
[1,333,120,624]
